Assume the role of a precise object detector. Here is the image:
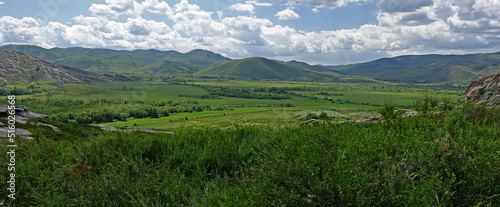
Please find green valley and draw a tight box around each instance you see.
[0,46,499,206]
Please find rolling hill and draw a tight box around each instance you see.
[0,45,231,74]
[196,57,376,82]
[0,50,133,85]
[326,53,500,84]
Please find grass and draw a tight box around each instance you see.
[3,79,466,130]
[1,103,499,206]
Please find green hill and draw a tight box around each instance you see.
[0,45,231,74]
[138,60,199,75]
[56,47,231,67]
[196,57,376,82]
[328,53,500,84]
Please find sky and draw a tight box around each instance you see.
[0,0,499,65]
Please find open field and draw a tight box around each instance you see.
[3,79,465,131]
[1,77,499,206]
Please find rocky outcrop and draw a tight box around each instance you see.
[97,125,175,134]
[0,105,58,140]
[0,50,134,85]
[463,73,500,105]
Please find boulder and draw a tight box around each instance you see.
[0,105,55,140]
[301,119,319,126]
[463,73,500,105]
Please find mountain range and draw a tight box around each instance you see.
[1,44,500,84]
[325,53,500,84]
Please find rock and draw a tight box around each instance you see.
[463,73,500,105]
[36,122,61,132]
[97,125,175,134]
[0,50,134,85]
[0,127,32,140]
[301,119,319,126]
[0,105,57,140]
[355,116,380,123]
[394,109,419,117]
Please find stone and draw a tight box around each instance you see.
[97,125,175,134]
[0,127,32,139]
[463,73,500,105]
[0,105,57,140]
[301,119,319,126]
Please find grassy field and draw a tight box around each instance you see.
[1,102,498,206]
[3,79,465,130]
[2,77,499,206]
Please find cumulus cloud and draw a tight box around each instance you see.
[89,0,142,18]
[230,3,255,14]
[275,8,300,20]
[378,0,434,13]
[0,2,4,5]
[2,0,500,65]
[287,0,372,10]
[89,0,172,18]
[245,1,272,7]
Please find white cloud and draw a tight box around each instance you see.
[89,0,142,18]
[378,0,434,13]
[275,8,300,20]
[245,1,272,7]
[2,0,500,65]
[0,2,4,5]
[287,0,372,10]
[230,3,255,14]
[89,0,172,18]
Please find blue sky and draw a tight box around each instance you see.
[0,0,499,65]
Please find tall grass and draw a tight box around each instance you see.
[0,103,499,206]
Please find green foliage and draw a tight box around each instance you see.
[1,104,499,206]
[413,89,440,115]
[305,113,319,120]
[378,99,402,131]
[14,98,230,124]
[198,85,291,100]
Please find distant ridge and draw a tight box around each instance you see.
[196,57,376,83]
[328,53,500,84]
[0,50,133,84]
[0,45,231,74]
[4,44,499,84]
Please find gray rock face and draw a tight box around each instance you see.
[463,73,500,105]
[0,50,134,85]
[97,125,175,135]
[0,105,56,140]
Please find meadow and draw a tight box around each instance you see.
[4,78,465,131]
[2,78,499,206]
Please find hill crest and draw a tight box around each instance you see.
[196,57,375,83]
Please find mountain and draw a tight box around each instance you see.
[196,57,376,82]
[138,60,199,75]
[0,45,231,71]
[328,53,500,83]
[0,50,132,85]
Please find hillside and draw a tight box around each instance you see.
[138,60,199,75]
[327,53,500,83]
[0,45,231,72]
[196,57,375,82]
[0,50,132,85]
